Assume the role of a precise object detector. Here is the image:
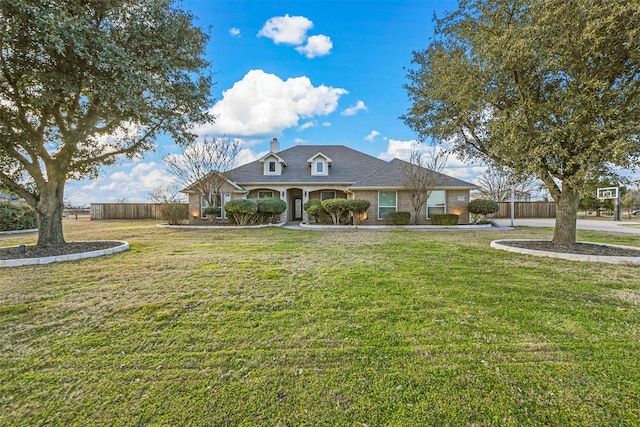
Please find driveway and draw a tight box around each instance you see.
[495,218,640,234]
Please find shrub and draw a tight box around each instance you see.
[321,198,350,225]
[468,199,499,224]
[386,211,411,225]
[0,202,37,231]
[431,213,459,225]
[256,197,287,223]
[224,199,258,225]
[202,206,220,221]
[159,203,189,225]
[303,199,330,223]
[346,199,371,225]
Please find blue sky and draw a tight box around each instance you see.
[66,0,487,205]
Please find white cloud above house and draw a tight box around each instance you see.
[296,34,333,58]
[364,130,381,142]
[258,14,332,58]
[194,69,347,137]
[229,27,241,37]
[341,100,367,116]
[257,14,313,45]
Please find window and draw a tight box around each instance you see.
[427,191,446,218]
[321,191,335,201]
[268,161,276,173]
[202,193,224,219]
[258,191,273,198]
[378,191,396,219]
[316,161,324,173]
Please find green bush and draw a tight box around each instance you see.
[386,211,411,225]
[346,199,371,224]
[256,197,287,223]
[321,198,350,225]
[202,206,220,221]
[224,199,258,225]
[468,199,499,224]
[303,199,330,223]
[159,203,189,225]
[0,202,37,231]
[431,213,459,225]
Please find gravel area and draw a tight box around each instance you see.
[0,241,123,260]
[501,240,640,257]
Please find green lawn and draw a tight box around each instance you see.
[1,220,639,426]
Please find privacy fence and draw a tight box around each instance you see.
[90,203,186,220]
[495,202,556,219]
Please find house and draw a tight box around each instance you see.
[183,138,477,224]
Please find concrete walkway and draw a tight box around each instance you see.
[494,218,640,234]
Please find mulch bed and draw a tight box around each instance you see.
[0,241,122,260]
[502,240,640,257]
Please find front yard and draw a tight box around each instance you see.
[1,220,639,425]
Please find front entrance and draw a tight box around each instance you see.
[293,198,303,220]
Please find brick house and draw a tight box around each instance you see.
[184,138,477,224]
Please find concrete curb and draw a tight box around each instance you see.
[299,223,493,231]
[157,221,287,230]
[0,241,129,268]
[0,228,38,235]
[491,239,640,265]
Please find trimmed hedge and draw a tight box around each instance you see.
[224,199,258,225]
[303,199,329,223]
[386,211,411,225]
[431,213,459,225]
[256,197,287,223]
[468,199,499,224]
[0,202,37,231]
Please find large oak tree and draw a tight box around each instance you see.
[0,0,214,247]
[404,0,640,245]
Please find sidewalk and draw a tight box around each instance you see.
[494,218,640,234]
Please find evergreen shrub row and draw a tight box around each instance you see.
[0,202,38,231]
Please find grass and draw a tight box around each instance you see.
[1,219,639,426]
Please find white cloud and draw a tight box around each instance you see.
[298,121,317,131]
[364,130,381,142]
[341,100,367,116]
[296,34,333,58]
[322,122,331,127]
[194,69,347,137]
[229,27,241,37]
[257,14,313,45]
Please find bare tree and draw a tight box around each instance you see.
[164,137,240,208]
[401,146,449,224]
[148,185,185,204]
[475,167,540,202]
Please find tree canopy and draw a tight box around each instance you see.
[0,0,214,246]
[404,0,640,244]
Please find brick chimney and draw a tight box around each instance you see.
[270,137,279,153]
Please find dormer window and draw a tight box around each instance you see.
[259,152,287,176]
[308,152,332,176]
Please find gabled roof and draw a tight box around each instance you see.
[227,145,387,184]
[306,152,333,165]
[350,158,477,190]
[259,152,288,166]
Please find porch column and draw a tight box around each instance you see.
[280,189,287,223]
[302,188,310,223]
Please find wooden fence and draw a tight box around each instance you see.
[90,203,183,220]
[495,201,556,218]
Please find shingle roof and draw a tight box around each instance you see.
[351,158,477,189]
[228,145,387,184]
[216,144,477,190]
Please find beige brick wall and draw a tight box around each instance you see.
[446,190,470,224]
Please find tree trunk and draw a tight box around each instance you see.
[553,183,580,246]
[36,182,66,248]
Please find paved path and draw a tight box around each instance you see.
[495,218,640,234]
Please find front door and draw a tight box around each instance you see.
[293,198,303,220]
